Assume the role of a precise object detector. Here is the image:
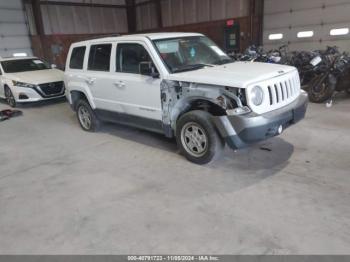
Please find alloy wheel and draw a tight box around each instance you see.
[180,122,208,157]
[5,88,16,107]
[78,105,92,130]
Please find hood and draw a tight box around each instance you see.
[166,62,297,88]
[6,69,64,85]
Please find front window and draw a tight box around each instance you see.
[1,59,50,73]
[153,36,232,73]
[116,43,158,75]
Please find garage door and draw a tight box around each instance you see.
[0,0,32,57]
[263,0,350,52]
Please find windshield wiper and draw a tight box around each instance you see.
[214,58,234,65]
[172,63,214,73]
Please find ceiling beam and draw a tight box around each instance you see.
[40,1,126,9]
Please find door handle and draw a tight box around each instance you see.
[114,81,126,89]
[85,77,96,85]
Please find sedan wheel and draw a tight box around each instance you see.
[5,87,16,108]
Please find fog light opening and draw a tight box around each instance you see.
[19,94,29,100]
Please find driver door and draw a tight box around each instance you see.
[114,42,162,121]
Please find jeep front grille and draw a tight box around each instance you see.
[246,70,301,114]
[267,73,300,105]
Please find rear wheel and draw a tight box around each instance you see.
[76,99,100,132]
[308,75,334,103]
[176,110,225,164]
[4,87,16,108]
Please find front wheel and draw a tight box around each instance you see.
[308,74,335,103]
[4,87,16,108]
[76,99,100,132]
[176,110,225,165]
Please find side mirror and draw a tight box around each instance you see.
[139,61,159,78]
[51,64,57,69]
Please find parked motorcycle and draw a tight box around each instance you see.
[307,47,350,103]
[228,44,350,103]
[231,45,282,63]
[287,50,322,87]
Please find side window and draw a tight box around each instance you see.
[88,44,112,71]
[69,46,86,69]
[116,43,156,74]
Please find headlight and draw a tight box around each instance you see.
[12,80,36,88]
[250,86,264,106]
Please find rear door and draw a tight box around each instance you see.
[83,43,124,113]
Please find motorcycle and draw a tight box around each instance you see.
[307,47,350,103]
[231,45,283,63]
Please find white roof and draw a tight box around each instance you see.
[72,32,204,46]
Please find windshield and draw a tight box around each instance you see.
[1,59,50,73]
[153,36,233,73]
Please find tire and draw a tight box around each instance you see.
[308,75,335,103]
[76,99,100,132]
[4,86,16,108]
[176,110,225,164]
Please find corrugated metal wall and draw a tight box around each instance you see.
[136,1,158,31]
[136,0,249,31]
[23,0,253,67]
[0,0,32,57]
[263,0,350,52]
[38,0,128,35]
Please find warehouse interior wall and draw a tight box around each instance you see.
[0,0,33,57]
[23,0,263,68]
[135,0,250,31]
[264,0,350,52]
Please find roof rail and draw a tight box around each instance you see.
[88,33,121,40]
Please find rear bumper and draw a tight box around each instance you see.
[214,91,308,150]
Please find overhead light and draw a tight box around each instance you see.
[330,28,349,36]
[268,33,283,40]
[297,31,314,38]
[13,53,28,57]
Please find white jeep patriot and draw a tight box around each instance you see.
[64,33,308,164]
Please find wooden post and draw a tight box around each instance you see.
[126,0,136,33]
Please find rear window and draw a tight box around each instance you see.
[69,46,86,69]
[88,44,112,71]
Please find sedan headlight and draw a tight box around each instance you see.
[12,80,36,88]
[250,86,264,106]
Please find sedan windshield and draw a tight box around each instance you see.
[153,36,233,73]
[1,59,50,73]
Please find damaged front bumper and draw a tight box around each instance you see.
[213,91,308,150]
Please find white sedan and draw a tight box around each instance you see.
[0,57,64,107]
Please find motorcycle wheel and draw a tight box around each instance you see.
[308,75,335,103]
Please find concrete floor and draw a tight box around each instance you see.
[0,94,350,255]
